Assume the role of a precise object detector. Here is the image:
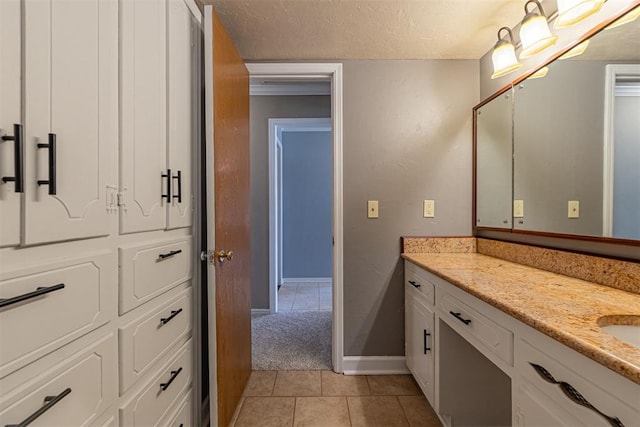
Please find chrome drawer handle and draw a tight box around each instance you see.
[0,284,65,309]
[160,367,183,391]
[408,280,421,288]
[530,363,625,427]
[160,308,183,325]
[4,387,71,427]
[449,311,471,325]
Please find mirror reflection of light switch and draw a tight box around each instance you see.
[568,200,579,218]
[368,200,379,219]
[514,200,524,218]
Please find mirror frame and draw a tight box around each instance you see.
[473,4,640,261]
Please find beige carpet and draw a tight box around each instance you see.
[252,311,332,370]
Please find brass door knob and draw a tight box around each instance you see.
[216,250,233,263]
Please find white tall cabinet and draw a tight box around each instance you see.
[0,1,200,426]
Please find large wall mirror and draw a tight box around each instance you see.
[474,5,640,256]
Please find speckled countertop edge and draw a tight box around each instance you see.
[402,252,640,385]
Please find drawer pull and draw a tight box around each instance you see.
[4,387,71,427]
[160,308,183,325]
[408,280,421,288]
[529,363,625,427]
[36,133,56,195]
[1,123,24,193]
[449,311,471,325]
[162,169,172,201]
[172,170,182,203]
[159,249,182,259]
[423,329,431,353]
[160,367,183,391]
[0,283,65,309]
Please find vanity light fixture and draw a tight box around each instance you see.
[554,0,605,28]
[559,40,590,59]
[605,5,640,30]
[529,66,549,79]
[519,0,558,59]
[491,27,523,79]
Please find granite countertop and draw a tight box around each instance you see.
[402,252,640,385]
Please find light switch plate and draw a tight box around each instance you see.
[368,200,379,218]
[423,200,435,218]
[514,200,524,218]
[568,200,579,218]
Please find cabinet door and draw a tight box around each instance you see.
[516,381,582,427]
[0,0,22,247]
[405,293,435,404]
[120,0,168,234]
[167,0,196,230]
[22,0,117,245]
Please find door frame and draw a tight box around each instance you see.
[247,63,344,373]
[602,64,640,237]
[268,118,332,314]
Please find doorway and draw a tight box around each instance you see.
[247,63,345,373]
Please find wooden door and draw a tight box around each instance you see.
[0,0,22,247]
[119,0,168,234]
[205,9,252,427]
[23,0,117,244]
[167,0,196,230]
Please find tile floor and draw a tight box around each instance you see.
[232,370,442,426]
[277,282,332,312]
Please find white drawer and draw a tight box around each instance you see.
[0,333,117,427]
[439,291,513,365]
[404,262,436,305]
[161,392,192,427]
[120,339,192,427]
[0,252,116,378]
[119,236,192,314]
[119,287,192,393]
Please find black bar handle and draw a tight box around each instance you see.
[1,124,24,193]
[4,387,71,427]
[530,363,625,427]
[0,283,65,309]
[159,249,182,260]
[449,311,471,325]
[423,329,431,354]
[160,367,183,391]
[37,133,56,195]
[160,308,183,325]
[408,280,421,289]
[172,170,182,203]
[162,169,171,201]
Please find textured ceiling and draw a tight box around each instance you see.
[199,0,528,60]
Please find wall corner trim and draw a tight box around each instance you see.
[342,356,409,375]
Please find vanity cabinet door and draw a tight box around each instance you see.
[515,380,583,427]
[405,290,435,405]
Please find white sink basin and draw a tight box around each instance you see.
[600,325,640,349]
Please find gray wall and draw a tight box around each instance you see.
[342,60,478,356]
[613,94,640,239]
[513,60,606,236]
[250,95,331,309]
[282,130,333,278]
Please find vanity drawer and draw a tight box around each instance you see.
[404,262,436,305]
[0,252,116,377]
[0,333,117,427]
[161,392,192,427]
[120,340,192,427]
[119,236,192,314]
[119,287,192,393]
[439,292,513,365]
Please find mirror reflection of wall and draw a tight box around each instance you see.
[476,91,513,229]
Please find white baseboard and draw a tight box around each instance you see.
[251,309,270,315]
[282,277,332,283]
[342,356,409,375]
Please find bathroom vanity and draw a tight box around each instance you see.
[403,248,640,427]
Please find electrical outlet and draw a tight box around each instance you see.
[514,200,524,218]
[368,200,379,219]
[568,200,579,218]
[423,200,435,218]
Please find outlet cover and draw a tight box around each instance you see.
[368,200,379,219]
[568,200,579,218]
[514,200,524,218]
[423,200,435,218]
